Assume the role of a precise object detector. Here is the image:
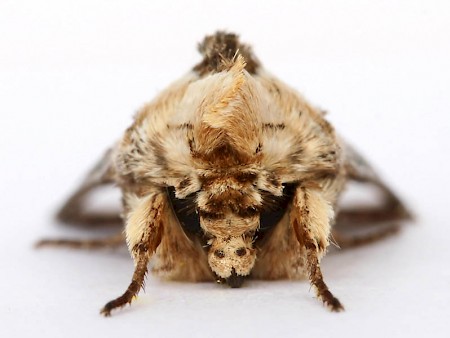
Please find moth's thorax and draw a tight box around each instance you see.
[196,170,262,237]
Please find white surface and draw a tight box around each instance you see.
[1,1,449,337]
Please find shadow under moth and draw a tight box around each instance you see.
[38,32,411,316]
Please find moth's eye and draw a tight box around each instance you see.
[214,250,225,258]
[235,247,247,257]
[259,183,297,233]
[166,186,201,235]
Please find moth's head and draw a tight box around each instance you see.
[207,235,256,287]
[169,168,296,287]
[169,171,261,287]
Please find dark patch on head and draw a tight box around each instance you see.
[262,123,285,131]
[177,123,193,130]
[193,31,260,76]
[235,247,246,257]
[255,143,262,154]
[188,137,196,153]
[214,250,225,258]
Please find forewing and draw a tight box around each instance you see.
[336,141,412,226]
[56,147,122,227]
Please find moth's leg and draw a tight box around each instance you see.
[331,224,400,249]
[35,231,125,249]
[291,186,344,312]
[100,192,165,317]
[57,148,122,226]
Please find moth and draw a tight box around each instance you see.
[38,32,411,316]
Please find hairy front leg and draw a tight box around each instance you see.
[291,186,344,312]
[101,192,165,316]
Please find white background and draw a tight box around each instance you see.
[1,1,449,337]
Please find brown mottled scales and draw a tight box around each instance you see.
[37,31,411,316]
